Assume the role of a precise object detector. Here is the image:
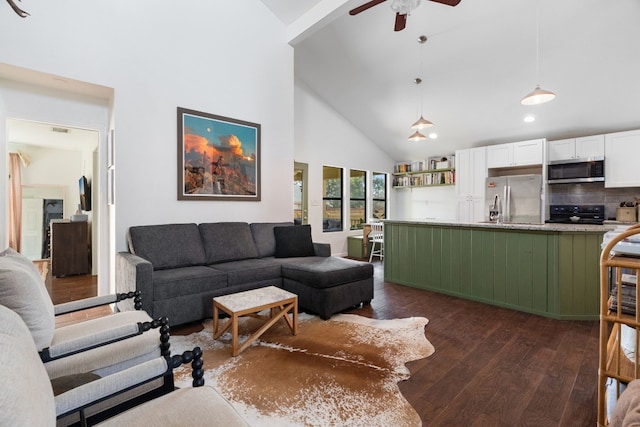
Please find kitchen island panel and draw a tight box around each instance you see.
[384,221,604,319]
[557,233,601,318]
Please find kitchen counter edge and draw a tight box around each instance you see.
[383,219,618,233]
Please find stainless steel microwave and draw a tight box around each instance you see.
[547,157,605,184]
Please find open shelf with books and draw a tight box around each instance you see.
[393,155,455,188]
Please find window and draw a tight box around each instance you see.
[350,169,366,230]
[372,172,387,219]
[323,166,343,232]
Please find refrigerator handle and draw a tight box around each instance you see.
[504,185,511,222]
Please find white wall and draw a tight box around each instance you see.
[0,1,294,293]
[294,78,396,255]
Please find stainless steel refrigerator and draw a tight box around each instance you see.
[485,174,543,224]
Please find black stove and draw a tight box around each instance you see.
[546,204,605,225]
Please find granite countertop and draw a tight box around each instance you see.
[385,218,619,232]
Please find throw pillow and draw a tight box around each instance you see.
[274,225,316,258]
[0,248,55,351]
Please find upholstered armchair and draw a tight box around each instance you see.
[0,248,167,382]
[0,305,248,427]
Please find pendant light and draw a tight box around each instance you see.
[521,1,556,105]
[408,35,432,141]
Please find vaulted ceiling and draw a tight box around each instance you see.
[262,0,640,162]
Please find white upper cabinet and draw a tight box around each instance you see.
[548,135,604,162]
[486,139,544,168]
[605,130,640,188]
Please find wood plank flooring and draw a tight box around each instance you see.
[47,260,598,426]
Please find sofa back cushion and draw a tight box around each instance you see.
[274,225,316,258]
[250,222,294,258]
[0,248,55,351]
[199,222,258,264]
[128,224,206,270]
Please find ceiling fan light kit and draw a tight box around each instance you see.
[349,0,460,32]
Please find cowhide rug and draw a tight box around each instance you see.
[170,313,434,427]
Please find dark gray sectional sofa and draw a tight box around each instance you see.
[116,222,373,326]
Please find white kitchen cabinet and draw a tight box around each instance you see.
[486,139,544,168]
[548,135,604,161]
[456,147,487,222]
[605,129,640,187]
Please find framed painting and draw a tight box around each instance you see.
[177,107,261,201]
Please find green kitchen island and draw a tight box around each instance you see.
[384,220,613,320]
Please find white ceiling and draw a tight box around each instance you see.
[262,0,640,162]
[7,118,98,152]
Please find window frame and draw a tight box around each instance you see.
[349,169,367,230]
[322,165,343,232]
[371,171,387,220]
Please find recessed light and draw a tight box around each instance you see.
[428,133,438,139]
[524,115,536,123]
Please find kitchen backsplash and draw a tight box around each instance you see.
[548,183,640,220]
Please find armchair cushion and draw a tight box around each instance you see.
[0,305,56,426]
[95,387,249,427]
[44,310,160,380]
[0,247,55,351]
[274,225,316,258]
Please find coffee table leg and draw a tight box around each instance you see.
[213,302,219,338]
[231,313,239,357]
[293,297,298,335]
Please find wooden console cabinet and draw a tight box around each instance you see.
[51,221,90,277]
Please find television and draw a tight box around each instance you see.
[79,176,91,211]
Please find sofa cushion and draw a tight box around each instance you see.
[274,225,316,258]
[250,222,294,258]
[152,266,228,300]
[281,257,373,289]
[128,224,206,270]
[208,259,282,286]
[199,222,258,264]
[0,248,55,351]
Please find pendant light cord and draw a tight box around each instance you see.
[535,0,540,86]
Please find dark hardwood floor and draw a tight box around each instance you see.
[47,260,598,426]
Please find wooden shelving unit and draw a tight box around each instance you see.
[598,224,640,426]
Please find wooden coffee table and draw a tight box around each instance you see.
[213,286,298,356]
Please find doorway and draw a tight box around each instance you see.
[294,162,308,225]
[7,118,99,272]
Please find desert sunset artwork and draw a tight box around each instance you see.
[178,108,260,201]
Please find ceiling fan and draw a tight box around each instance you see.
[349,0,461,32]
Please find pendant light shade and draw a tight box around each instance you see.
[407,35,433,141]
[520,85,556,106]
[521,1,556,106]
[411,115,433,130]
[408,130,426,141]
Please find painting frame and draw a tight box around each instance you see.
[177,107,261,201]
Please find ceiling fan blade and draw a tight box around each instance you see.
[428,0,462,6]
[349,0,387,15]
[394,12,407,31]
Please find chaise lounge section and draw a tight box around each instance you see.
[116,222,373,325]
